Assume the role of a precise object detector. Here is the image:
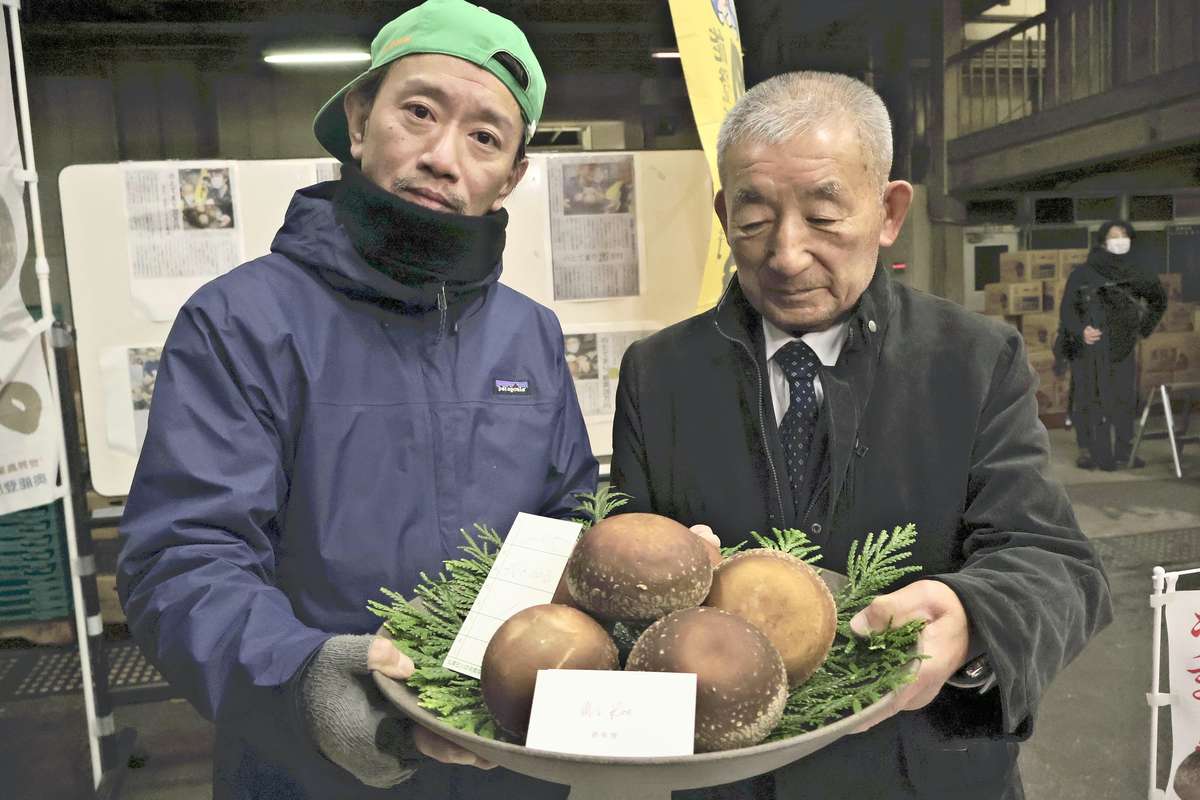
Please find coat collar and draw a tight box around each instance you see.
[710,263,894,362]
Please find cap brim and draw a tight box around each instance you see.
[313,69,371,164]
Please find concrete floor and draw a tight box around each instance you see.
[2,426,1198,800]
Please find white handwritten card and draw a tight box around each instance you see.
[524,669,697,757]
[442,513,582,678]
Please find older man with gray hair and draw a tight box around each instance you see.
[611,70,1111,799]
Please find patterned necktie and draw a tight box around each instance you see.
[776,339,821,499]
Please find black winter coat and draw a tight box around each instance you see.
[1060,246,1166,363]
[611,267,1112,799]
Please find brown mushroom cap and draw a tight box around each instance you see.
[480,603,619,738]
[565,513,713,622]
[626,606,788,752]
[550,568,577,607]
[704,549,837,687]
[1176,750,1200,800]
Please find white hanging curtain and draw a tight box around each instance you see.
[1163,587,1200,799]
[0,0,57,515]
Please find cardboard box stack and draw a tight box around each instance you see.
[1020,313,1058,353]
[1042,279,1069,313]
[1160,273,1183,303]
[1028,348,1069,415]
[1059,249,1089,274]
[1028,251,1061,280]
[1155,301,1196,333]
[983,249,1076,416]
[1137,273,1200,397]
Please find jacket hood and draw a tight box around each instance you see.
[270,181,503,313]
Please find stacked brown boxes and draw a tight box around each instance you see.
[1042,279,1069,313]
[1136,273,1200,397]
[1028,349,1067,416]
[984,249,1074,416]
[1020,313,1058,353]
[1161,273,1183,303]
[1059,249,1089,274]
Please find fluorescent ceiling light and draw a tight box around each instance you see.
[651,50,681,59]
[264,51,371,65]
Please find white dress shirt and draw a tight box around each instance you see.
[762,317,850,426]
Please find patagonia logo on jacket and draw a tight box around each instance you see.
[493,378,532,396]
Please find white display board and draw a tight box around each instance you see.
[60,151,712,497]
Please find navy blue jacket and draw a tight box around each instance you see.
[117,182,597,797]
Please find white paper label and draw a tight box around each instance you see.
[442,512,581,678]
[524,669,697,758]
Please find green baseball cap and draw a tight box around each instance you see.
[313,0,545,163]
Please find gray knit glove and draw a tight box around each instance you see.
[300,634,421,788]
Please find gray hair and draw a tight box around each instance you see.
[716,71,893,192]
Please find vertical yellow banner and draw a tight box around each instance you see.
[668,0,745,311]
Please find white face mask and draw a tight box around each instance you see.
[1105,237,1131,255]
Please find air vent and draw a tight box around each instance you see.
[1034,197,1074,224]
[1131,194,1173,221]
[1075,196,1120,221]
[529,128,583,149]
[966,199,1017,224]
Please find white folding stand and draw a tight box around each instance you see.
[1131,383,1200,478]
[1147,565,1200,800]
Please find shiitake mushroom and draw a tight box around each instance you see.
[1176,749,1200,800]
[565,513,713,622]
[550,569,577,608]
[704,549,837,687]
[480,604,619,738]
[626,606,788,752]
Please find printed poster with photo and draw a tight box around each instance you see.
[121,161,245,321]
[549,155,642,301]
[564,325,659,421]
[99,345,163,456]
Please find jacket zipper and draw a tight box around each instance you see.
[712,304,787,527]
[436,283,448,341]
[802,475,830,529]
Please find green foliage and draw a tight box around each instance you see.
[572,486,631,530]
[719,541,747,559]
[368,503,926,744]
[367,524,505,740]
[768,620,925,739]
[835,523,923,628]
[748,528,823,564]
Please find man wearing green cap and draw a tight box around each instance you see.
[117,1,596,797]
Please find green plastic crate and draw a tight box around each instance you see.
[0,503,72,623]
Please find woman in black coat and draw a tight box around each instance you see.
[1060,220,1167,469]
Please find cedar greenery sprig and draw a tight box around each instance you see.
[767,620,925,738]
[572,485,630,529]
[367,524,504,738]
[748,527,823,564]
[835,523,923,627]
